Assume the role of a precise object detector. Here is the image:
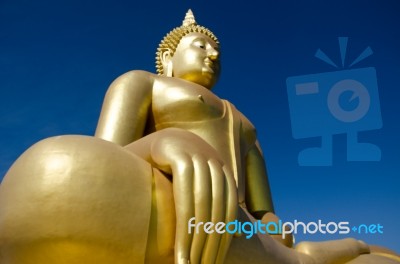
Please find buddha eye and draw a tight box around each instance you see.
[193,39,206,49]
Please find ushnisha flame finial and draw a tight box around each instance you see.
[182,9,197,26]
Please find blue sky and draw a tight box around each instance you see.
[1,0,399,253]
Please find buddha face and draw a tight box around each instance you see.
[170,32,220,89]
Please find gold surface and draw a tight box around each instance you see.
[0,9,398,264]
[0,136,153,263]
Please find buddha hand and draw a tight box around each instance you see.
[127,128,238,264]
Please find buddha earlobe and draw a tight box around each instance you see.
[161,50,173,77]
[166,60,173,77]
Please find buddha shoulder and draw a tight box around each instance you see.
[105,70,156,100]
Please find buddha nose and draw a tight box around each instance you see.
[208,48,219,61]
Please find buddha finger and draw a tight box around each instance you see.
[189,154,212,264]
[172,154,195,264]
[216,165,238,264]
[202,158,225,264]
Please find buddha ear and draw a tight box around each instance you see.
[161,49,173,77]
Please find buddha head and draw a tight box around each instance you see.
[156,10,220,89]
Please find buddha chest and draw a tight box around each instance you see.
[152,77,224,125]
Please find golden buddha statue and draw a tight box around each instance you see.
[0,9,399,264]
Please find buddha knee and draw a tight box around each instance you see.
[0,135,154,263]
[3,135,151,181]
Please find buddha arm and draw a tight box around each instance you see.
[95,70,154,146]
[245,143,275,219]
[239,113,274,219]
